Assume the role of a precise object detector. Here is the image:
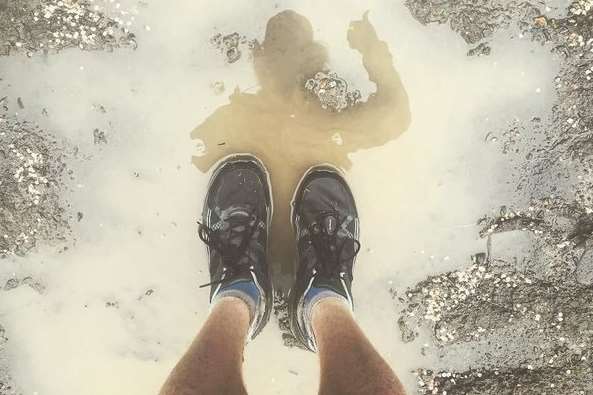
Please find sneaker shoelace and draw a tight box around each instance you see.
[299,209,361,278]
[198,212,262,288]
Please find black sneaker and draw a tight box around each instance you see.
[198,154,273,339]
[288,165,361,351]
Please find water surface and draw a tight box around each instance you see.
[192,10,410,287]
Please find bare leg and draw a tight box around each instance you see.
[313,298,407,395]
[159,297,250,395]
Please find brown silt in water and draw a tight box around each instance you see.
[192,10,411,289]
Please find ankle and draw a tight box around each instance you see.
[295,288,353,351]
[311,297,354,331]
[210,297,251,332]
[213,280,263,339]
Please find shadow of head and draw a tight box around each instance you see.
[254,10,328,96]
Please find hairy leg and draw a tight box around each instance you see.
[159,297,250,395]
[313,298,407,395]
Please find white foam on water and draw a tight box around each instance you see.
[0,0,559,393]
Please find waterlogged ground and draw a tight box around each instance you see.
[1,0,592,394]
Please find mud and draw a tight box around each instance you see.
[304,71,362,112]
[0,0,137,57]
[210,32,255,64]
[0,110,71,258]
[192,10,411,289]
[416,364,593,395]
[272,291,305,349]
[0,112,65,392]
[0,0,135,383]
[399,0,593,393]
[466,42,491,57]
[404,0,548,46]
[0,93,70,393]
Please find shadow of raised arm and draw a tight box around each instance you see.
[336,11,411,152]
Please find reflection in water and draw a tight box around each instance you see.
[192,10,411,288]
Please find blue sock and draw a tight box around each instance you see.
[303,287,335,307]
[303,287,349,318]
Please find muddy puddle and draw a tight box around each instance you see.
[0,1,565,393]
[191,10,410,288]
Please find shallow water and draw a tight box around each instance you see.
[0,1,559,394]
[191,10,410,288]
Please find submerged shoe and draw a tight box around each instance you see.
[198,154,273,340]
[288,165,361,351]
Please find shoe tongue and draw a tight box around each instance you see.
[226,208,252,247]
[227,207,250,219]
[323,215,337,234]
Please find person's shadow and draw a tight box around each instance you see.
[192,10,411,290]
